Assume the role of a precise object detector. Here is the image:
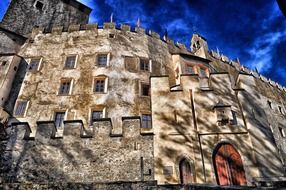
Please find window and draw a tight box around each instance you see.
[185,65,194,74]
[14,101,28,117]
[64,55,77,69]
[141,83,150,96]
[97,54,108,66]
[35,1,44,11]
[140,58,150,71]
[28,58,41,72]
[54,112,65,128]
[59,79,72,95]
[267,100,272,109]
[216,108,230,126]
[94,77,107,93]
[279,127,285,138]
[90,111,103,123]
[142,114,152,128]
[278,106,283,114]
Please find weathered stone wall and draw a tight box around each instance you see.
[0,119,153,183]
[0,0,90,36]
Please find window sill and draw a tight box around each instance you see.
[57,94,72,96]
[63,67,76,70]
[93,92,107,94]
[140,95,151,98]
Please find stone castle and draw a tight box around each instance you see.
[0,0,286,189]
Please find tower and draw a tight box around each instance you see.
[191,34,209,59]
[0,0,92,36]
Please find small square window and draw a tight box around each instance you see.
[94,78,106,93]
[141,83,150,96]
[64,56,76,69]
[35,1,44,11]
[109,34,115,38]
[185,65,194,74]
[142,114,152,128]
[54,112,65,128]
[97,54,108,66]
[28,58,41,72]
[140,58,149,71]
[90,111,103,123]
[14,101,28,116]
[59,80,72,95]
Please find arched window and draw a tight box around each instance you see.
[179,158,193,184]
[213,143,247,186]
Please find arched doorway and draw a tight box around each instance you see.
[214,143,247,186]
[179,158,193,184]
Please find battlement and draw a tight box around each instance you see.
[209,50,286,92]
[30,22,190,53]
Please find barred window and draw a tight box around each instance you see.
[97,54,108,66]
[64,56,76,69]
[142,114,152,128]
[94,76,107,93]
[91,111,103,123]
[14,101,28,116]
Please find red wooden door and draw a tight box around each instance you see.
[214,144,247,186]
[179,159,193,184]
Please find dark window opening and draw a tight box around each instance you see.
[267,100,272,109]
[35,1,44,11]
[1,61,7,66]
[278,106,283,114]
[141,84,150,96]
[109,34,115,38]
[54,112,65,128]
[142,114,152,128]
[13,66,17,71]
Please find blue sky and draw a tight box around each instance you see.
[1,0,286,86]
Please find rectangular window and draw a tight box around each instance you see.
[90,111,103,123]
[59,80,72,95]
[28,58,41,72]
[142,114,152,128]
[97,54,108,66]
[54,112,65,128]
[278,106,283,114]
[94,78,106,93]
[185,65,194,74]
[140,58,149,71]
[14,101,28,116]
[141,83,150,96]
[64,55,76,69]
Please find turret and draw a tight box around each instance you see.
[191,34,209,59]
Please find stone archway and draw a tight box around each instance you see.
[178,158,193,184]
[213,143,247,186]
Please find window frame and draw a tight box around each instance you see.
[14,100,29,117]
[89,107,106,126]
[34,0,45,11]
[27,57,42,72]
[139,58,151,72]
[58,78,73,95]
[64,55,78,69]
[141,114,152,129]
[53,111,66,128]
[96,53,110,67]
[93,76,108,94]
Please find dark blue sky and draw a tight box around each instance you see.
[1,0,286,86]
